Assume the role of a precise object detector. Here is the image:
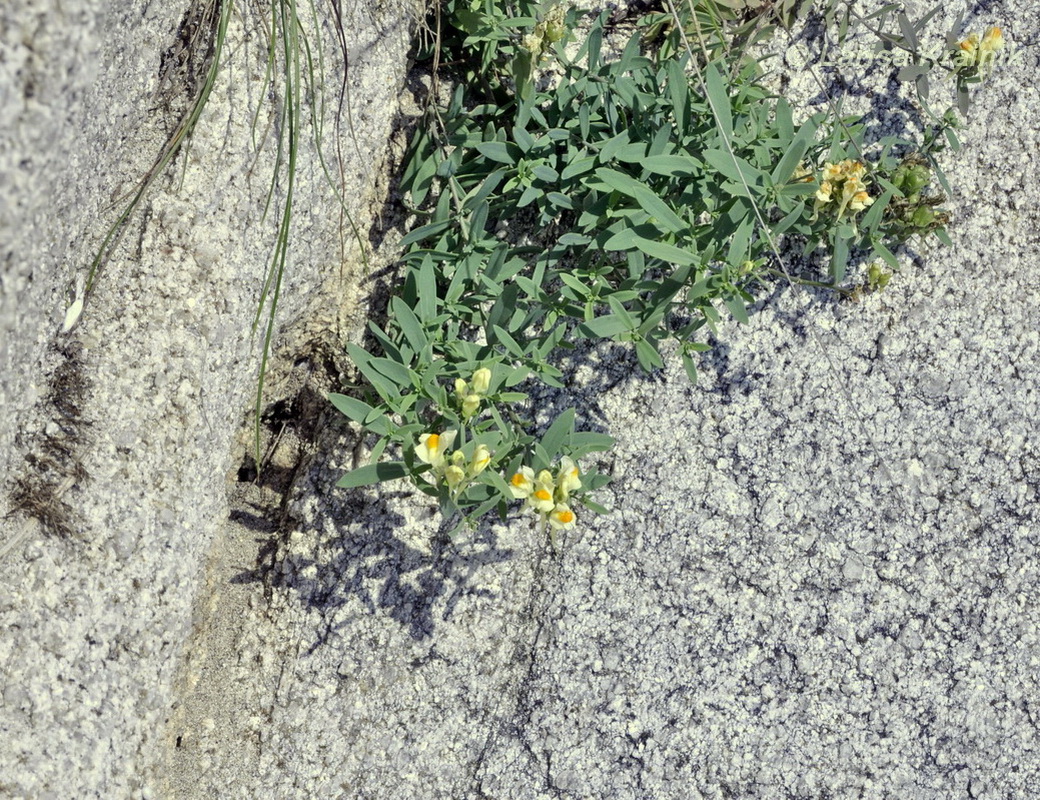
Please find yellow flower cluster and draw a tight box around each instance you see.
[813,160,874,220]
[416,430,491,497]
[955,26,1004,71]
[508,457,581,531]
[455,367,492,420]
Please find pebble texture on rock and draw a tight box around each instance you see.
[0,1,415,796]
[2,0,1039,798]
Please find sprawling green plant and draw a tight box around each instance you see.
[332,0,1005,540]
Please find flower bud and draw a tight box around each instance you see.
[471,367,492,396]
[444,464,466,491]
[469,444,491,478]
[462,393,481,419]
[556,457,581,500]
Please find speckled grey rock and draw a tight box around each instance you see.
[0,0,415,796]
[4,0,1040,798]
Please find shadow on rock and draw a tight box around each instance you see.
[234,493,515,644]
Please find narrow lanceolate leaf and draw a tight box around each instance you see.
[540,407,576,461]
[724,295,750,325]
[703,63,733,143]
[475,141,517,164]
[770,135,809,186]
[592,168,686,233]
[417,259,438,322]
[578,314,632,338]
[390,296,427,354]
[629,236,699,266]
[859,185,895,232]
[328,393,374,425]
[703,150,760,196]
[347,344,397,400]
[336,461,410,488]
[640,155,701,177]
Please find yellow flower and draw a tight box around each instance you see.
[822,162,843,183]
[469,444,491,478]
[556,456,581,500]
[843,161,867,182]
[509,466,535,499]
[848,191,874,212]
[955,32,980,68]
[979,26,1004,69]
[415,430,456,468]
[549,504,577,531]
[791,162,815,183]
[814,160,873,219]
[528,470,556,513]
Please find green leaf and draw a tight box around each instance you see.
[859,185,895,232]
[541,408,576,461]
[897,64,930,82]
[630,236,699,266]
[470,200,490,237]
[559,272,591,297]
[371,356,414,388]
[513,125,536,153]
[598,130,631,164]
[640,155,700,177]
[704,63,733,142]
[635,338,663,371]
[724,295,750,325]
[606,294,636,329]
[831,234,850,283]
[546,191,574,209]
[775,97,793,142]
[703,150,760,196]
[578,314,632,338]
[390,296,427,354]
[592,168,686,233]
[561,156,596,181]
[400,220,453,248]
[475,142,516,164]
[336,461,410,489]
[871,238,900,270]
[492,324,526,358]
[682,351,699,384]
[773,204,806,236]
[771,135,809,186]
[328,393,374,425]
[569,431,615,453]
[581,499,610,515]
[347,344,398,401]
[726,218,754,266]
[417,259,439,322]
